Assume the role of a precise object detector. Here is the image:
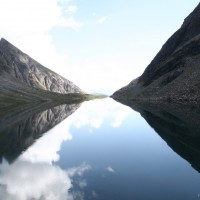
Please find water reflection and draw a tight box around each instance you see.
[0,98,132,200]
[1,98,200,199]
[0,101,90,200]
[0,159,90,200]
[116,100,200,172]
[0,102,81,163]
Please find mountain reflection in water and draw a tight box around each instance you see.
[0,102,81,163]
[0,98,200,200]
[117,100,200,172]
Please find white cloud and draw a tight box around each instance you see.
[79,179,88,188]
[97,16,108,24]
[0,161,72,200]
[0,0,82,36]
[21,121,72,164]
[0,0,62,38]
[67,163,91,177]
[106,166,115,173]
[0,160,90,200]
[0,0,83,83]
[111,106,132,128]
[58,16,84,30]
[66,5,78,14]
[19,114,73,165]
[70,98,133,133]
[72,99,108,129]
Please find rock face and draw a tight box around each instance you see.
[0,102,80,163]
[112,3,200,101]
[0,38,83,104]
[117,100,200,172]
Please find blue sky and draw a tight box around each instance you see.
[0,0,199,94]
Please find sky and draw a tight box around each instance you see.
[0,0,199,94]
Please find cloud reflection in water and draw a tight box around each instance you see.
[0,98,133,200]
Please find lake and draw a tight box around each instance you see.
[0,97,200,200]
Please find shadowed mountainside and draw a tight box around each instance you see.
[112,3,200,102]
[0,102,81,163]
[117,99,200,172]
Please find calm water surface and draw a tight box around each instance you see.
[0,98,200,200]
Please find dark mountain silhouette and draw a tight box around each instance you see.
[117,100,200,172]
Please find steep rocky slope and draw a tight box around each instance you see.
[112,3,200,102]
[0,38,83,104]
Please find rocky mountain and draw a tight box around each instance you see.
[112,3,200,102]
[117,100,200,172]
[0,38,84,105]
[0,102,81,163]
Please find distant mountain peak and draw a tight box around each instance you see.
[0,38,9,43]
[0,38,83,105]
[0,37,82,94]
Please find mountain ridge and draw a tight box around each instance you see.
[0,38,82,94]
[112,3,200,102]
[0,38,87,105]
